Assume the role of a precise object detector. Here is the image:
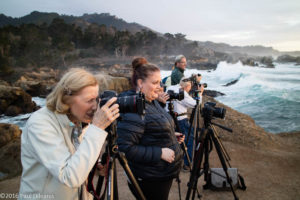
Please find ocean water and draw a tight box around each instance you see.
[161,61,300,134]
[1,63,299,134]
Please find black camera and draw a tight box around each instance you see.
[202,102,226,119]
[99,90,145,116]
[167,89,184,101]
[188,74,207,97]
[189,74,207,88]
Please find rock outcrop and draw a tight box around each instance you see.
[0,85,39,116]
[0,124,22,179]
[95,74,131,95]
[13,67,59,97]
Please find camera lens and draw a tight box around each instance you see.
[99,90,145,116]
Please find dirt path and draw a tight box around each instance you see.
[1,138,299,200]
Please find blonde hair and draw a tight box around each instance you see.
[46,68,98,113]
[179,77,191,88]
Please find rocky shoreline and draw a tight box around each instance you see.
[0,65,300,199]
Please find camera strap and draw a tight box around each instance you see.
[177,112,187,117]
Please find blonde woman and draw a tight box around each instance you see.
[19,68,119,200]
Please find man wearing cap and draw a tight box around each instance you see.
[171,55,187,85]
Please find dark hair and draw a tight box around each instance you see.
[131,57,160,89]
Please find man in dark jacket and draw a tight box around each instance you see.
[171,55,187,85]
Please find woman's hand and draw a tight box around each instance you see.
[92,97,120,130]
[161,147,175,163]
[175,132,185,144]
[96,163,107,176]
[197,84,204,96]
[157,92,169,104]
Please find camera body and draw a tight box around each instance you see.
[202,102,226,119]
[99,90,145,116]
[167,89,184,101]
[188,74,207,98]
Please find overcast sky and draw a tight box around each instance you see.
[1,0,300,51]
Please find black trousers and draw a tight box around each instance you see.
[128,178,173,200]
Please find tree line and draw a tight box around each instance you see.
[0,18,201,75]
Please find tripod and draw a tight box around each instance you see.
[167,100,193,200]
[87,121,146,200]
[168,100,192,170]
[185,107,240,200]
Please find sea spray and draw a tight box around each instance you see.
[161,61,300,133]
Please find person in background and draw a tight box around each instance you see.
[18,68,120,200]
[117,58,184,200]
[167,76,204,171]
[171,55,187,85]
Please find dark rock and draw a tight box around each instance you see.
[203,90,225,97]
[0,123,22,148]
[108,64,132,78]
[241,58,259,67]
[5,106,23,116]
[0,85,39,116]
[0,123,22,179]
[223,79,239,87]
[13,67,59,97]
[276,55,300,63]
[0,138,22,179]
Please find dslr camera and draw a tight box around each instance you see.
[167,89,184,101]
[189,74,207,98]
[202,102,226,119]
[190,73,208,89]
[99,90,145,116]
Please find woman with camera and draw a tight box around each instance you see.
[117,58,183,200]
[18,68,120,200]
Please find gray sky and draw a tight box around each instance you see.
[1,0,300,51]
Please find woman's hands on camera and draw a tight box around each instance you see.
[175,132,185,144]
[157,91,170,104]
[92,97,120,130]
[161,148,175,163]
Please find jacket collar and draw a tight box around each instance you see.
[53,110,76,154]
[175,66,185,73]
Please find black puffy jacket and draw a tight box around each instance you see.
[117,90,183,181]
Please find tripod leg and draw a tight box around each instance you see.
[202,133,211,189]
[107,157,117,200]
[210,129,239,200]
[211,125,231,163]
[117,152,146,200]
[185,130,208,200]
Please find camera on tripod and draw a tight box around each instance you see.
[99,90,145,116]
[202,102,226,119]
[189,74,208,88]
[167,89,184,101]
[187,74,207,98]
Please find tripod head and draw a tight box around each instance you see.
[201,102,231,132]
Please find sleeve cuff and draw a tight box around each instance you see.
[84,124,108,140]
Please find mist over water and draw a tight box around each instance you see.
[161,61,300,133]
